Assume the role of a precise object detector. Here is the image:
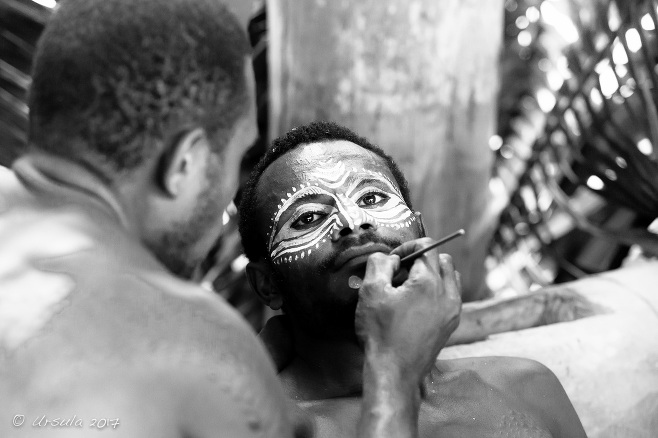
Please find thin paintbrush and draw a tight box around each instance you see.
[398,228,465,267]
[347,229,466,289]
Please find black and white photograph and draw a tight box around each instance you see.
[1,0,657,436]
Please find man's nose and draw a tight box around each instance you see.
[330,195,378,241]
[330,220,377,241]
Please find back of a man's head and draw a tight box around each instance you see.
[29,0,251,179]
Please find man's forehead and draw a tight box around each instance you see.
[256,141,396,205]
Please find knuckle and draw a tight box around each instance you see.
[425,274,440,290]
[417,278,439,296]
[368,252,398,267]
[417,237,434,248]
[415,268,437,284]
[361,277,387,292]
[368,252,388,262]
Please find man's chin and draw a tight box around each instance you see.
[158,252,198,279]
[284,295,359,341]
[325,265,368,298]
[299,318,359,341]
[145,235,199,280]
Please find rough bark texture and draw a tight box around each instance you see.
[268,0,503,300]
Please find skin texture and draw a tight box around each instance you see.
[248,140,464,438]
[0,137,302,437]
[251,141,422,336]
[0,8,307,430]
[248,140,588,438]
[136,61,259,278]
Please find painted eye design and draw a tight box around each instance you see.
[291,211,326,229]
[358,192,389,207]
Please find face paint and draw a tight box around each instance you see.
[267,158,415,265]
[254,140,424,336]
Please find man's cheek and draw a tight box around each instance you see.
[270,229,334,266]
[276,250,325,277]
[275,264,315,293]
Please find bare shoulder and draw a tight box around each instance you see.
[435,356,587,438]
[111,273,296,437]
[2,268,293,438]
[0,206,294,437]
[437,356,555,390]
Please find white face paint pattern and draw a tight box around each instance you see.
[267,159,415,265]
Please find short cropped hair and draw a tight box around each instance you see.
[28,0,251,177]
[238,121,413,262]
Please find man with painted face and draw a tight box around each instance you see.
[238,121,588,438]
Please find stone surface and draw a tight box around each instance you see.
[441,260,658,437]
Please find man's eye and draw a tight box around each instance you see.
[359,192,388,207]
[292,212,325,228]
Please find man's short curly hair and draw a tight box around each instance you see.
[28,0,251,178]
[238,121,413,262]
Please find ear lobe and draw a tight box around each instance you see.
[158,127,209,196]
[246,261,283,310]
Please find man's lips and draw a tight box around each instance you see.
[333,243,393,270]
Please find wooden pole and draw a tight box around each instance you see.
[268,0,503,300]
[222,0,256,28]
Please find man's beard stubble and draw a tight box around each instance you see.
[268,230,404,340]
[147,166,224,279]
[317,230,403,271]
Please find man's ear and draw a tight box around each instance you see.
[157,127,210,196]
[246,260,283,310]
[414,211,427,237]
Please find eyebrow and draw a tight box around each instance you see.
[278,193,330,220]
[345,176,402,197]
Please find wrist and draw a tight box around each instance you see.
[360,353,421,438]
[363,356,421,400]
[363,341,424,386]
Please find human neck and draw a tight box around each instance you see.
[14,152,132,227]
[282,318,366,400]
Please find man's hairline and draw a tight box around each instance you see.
[250,139,403,263]
[253,139,393,212]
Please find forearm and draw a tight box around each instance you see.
[358,351,422,438]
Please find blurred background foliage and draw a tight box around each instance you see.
[1,0,656,331]
[490,0,658,298]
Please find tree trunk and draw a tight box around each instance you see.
[268,0,503,300]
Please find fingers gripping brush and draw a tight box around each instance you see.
[347,229,465,289]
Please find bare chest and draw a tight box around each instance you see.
[299,387,553,438]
